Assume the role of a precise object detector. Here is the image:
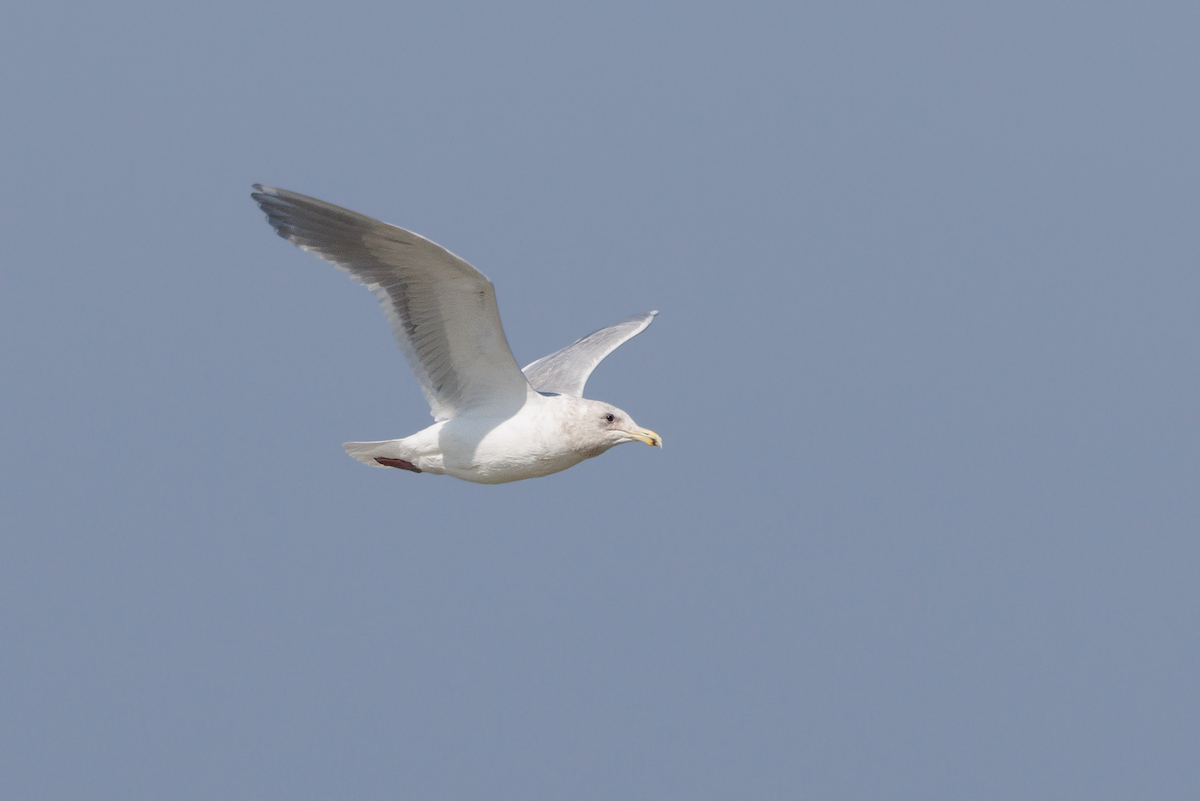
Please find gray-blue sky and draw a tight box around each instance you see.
[3,1,1198,798]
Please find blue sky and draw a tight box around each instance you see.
[3,1,1199,798]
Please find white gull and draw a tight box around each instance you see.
[251,186,661,484]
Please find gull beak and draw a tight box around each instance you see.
[627,427,662,448]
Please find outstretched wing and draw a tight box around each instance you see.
[252,185,533,421]
[522,311,657,398]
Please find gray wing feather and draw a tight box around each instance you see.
[522,311,657,397]
[252,185,532,421]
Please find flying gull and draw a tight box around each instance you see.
[251,186,661,484]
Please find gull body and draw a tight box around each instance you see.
[345,394,658,484]
[251,185,661,484]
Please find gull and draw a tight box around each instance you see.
[251,186,661,484]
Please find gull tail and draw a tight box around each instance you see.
[343,440,406,468]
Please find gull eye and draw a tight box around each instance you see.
[605,413,615,423]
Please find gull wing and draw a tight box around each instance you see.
[252,185,533,421]
[522,312,657,398]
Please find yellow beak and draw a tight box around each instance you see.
[628,427,662,448]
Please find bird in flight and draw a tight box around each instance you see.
[251,186,661,484]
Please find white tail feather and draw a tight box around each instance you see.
[343,440,405,468]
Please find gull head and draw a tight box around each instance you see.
[557,397,662,456]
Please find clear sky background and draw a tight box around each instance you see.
[3,1,1198,798]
